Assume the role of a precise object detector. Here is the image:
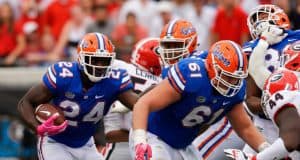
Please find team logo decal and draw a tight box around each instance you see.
[270,73,282,82]
[65,92,75,99]
[212,99,218,104]
[212,45,230,66]
[196,96,206,103]
[291,41,300,51]
[181,26,196,35]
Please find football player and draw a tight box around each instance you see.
[17,33,138,160]
[131,40,268,160]
[102,38,162,160]
[242,4,300,154]
[224,41,300,160]
[225,70,300,160]
[159,19,245,160]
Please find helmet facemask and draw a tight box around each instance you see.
[159,35,196,65]
[79,50,115,82]
[247,5,289,39]
[210,65,247,97]
[261,90,271,118]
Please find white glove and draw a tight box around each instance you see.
[260,25,287,45]
[224,149,256,160]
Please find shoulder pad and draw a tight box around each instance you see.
[167,58,208,93]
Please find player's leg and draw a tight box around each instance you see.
[37,136,73,160]
[100,143,114,160]
[104,142,131,160]
[179,144,202,160]
[148,135,186,160]
[193,117,244,160]
[76,137,104,160]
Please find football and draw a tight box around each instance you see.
[35,103,65,125]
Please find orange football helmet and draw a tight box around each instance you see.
[159,19,198,65]
[131,38,162,76]
[261,69,299,112]
[77,32,115,82]
[247,4,290,39]
[281,40,300,72]
[206,40,248,97]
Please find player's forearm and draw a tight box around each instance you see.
[118,90,138,110]
[248,39,271,89]
[228,105,268,152]
[105,130,129,143]
[245,96,264,114]
[18,98,39,132]
[238,122,267,152]
[133,100,149,131]
[132,100,150,145]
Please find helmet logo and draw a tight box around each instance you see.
[212,45,230,66]
[181,27,196,35]
[292,43,300,51]
[270,73,282,82]
[80,39,89,49]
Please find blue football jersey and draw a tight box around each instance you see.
[243,30,300,72]
[147,58,246,149]
[161,50,207,78]
[43,61,133,148]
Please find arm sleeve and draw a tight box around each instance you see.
[242,40,256,55]
[167,59,203,93]
[42,64,60,95]
[248,40,271,89]
[118,70,134,93]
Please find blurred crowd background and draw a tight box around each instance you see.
[0,0,299,159]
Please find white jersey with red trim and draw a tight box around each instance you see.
[264,90,300,159]
[104,60,161,133]
[113,59,161,94]
[265,90,300,126]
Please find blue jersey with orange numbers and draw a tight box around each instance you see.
[243,30,300,72]
[147,58,246,149]
[42,61,133,148]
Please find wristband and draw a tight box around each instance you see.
[258,141,271,152]
[256,138,290,160]
[133,129,147,146]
